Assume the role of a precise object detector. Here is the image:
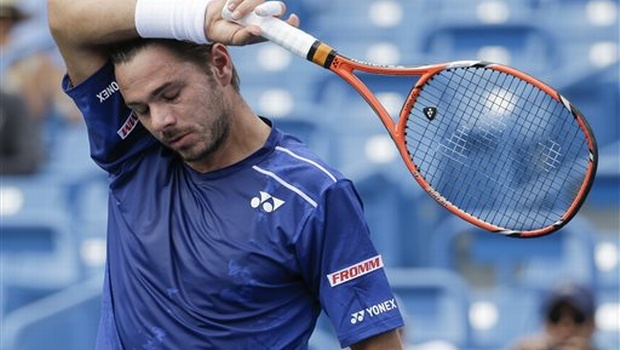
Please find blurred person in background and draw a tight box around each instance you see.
[1,0,83,173]
[0,0,44,174]
[1,0,82,126]
[510,282,598,350]
[0,89,43,174]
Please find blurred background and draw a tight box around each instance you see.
[0,0,618,349]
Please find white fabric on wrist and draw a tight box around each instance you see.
[135,0,212,44]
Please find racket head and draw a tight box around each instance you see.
[396,61,598,238]
[219,7,597,237]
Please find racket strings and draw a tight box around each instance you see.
[405,67,591,232]
[428,69,518,211]
[434,70,510,211]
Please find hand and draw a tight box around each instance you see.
[206,0,300,45]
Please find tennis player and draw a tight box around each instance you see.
[48,0,404,348]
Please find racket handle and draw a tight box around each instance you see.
[221,0,317,59]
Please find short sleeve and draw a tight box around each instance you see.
[62,61,155,173]
[295,180,404,347]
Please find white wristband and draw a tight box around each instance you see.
[135,0,212,44]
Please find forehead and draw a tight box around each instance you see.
[113,44,198,89]
[115,44,183,72]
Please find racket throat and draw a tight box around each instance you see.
[306,41,336,68]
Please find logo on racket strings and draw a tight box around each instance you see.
[423,107,438,121]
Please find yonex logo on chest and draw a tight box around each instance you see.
[250,191,285,213]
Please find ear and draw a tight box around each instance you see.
[210,43,234,87]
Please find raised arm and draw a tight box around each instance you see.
[47,0,298,85]
[47,0,139,85]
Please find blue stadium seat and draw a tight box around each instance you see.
[425,215,602,346]
[587,140,620,207]
[553,63,619,149]
[386,267,472,348]
[467,285,542,349]
[228,43,328,147]
[1,274,103,350]
[591,228,619,350]
[593,278,620,349]
[430,0,544,25]
[310,0,428,66]
[429,215,598,290]
[278,0,334,31]
[418,23,558,76]
[353,169,442,267]
[65,170,109,278]
[426,212,601,348]
[539,0,619,41]
[310,72,418,172]
[534,0,618,72]
[0,176,80,314]
[313,0,423,32]
[594,231,620,290]
[44,124,102,181]
[272,117,332,160]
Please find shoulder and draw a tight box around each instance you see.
[250,130,358,212]
[262,134,347,192]
[62,60,115,94]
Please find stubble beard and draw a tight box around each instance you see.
[180,111,231,163]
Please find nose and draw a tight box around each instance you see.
[150,104,176,132]
[554,317,580,339]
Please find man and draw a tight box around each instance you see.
[1,0,82,124]
[0,0,44,174]
[0,89,43,174]
[47,0,405,349]
[510,282,597,350]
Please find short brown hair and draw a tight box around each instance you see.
[109,39,241,92]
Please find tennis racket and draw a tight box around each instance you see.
[222,3,598,238]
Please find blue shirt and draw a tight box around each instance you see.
[64,62,403,349]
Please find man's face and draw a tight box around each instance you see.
[0,17,18,42]
[546,303,595,346]
[115,44,230,165]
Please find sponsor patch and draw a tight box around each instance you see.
[327,255,384,287]
[117,112,139,139]
[350,298,398,325]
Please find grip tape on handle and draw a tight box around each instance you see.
[221,0,317,59]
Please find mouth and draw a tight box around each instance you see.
[167,132,191,149]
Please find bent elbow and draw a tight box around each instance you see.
[47,0,70,38]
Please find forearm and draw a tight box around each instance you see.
[48,0,296,84]
[349,329,403,350]
[48,0,138,84]
[47,0,137,48]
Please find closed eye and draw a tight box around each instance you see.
[162,91,180,102]
[128,104,149,118]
